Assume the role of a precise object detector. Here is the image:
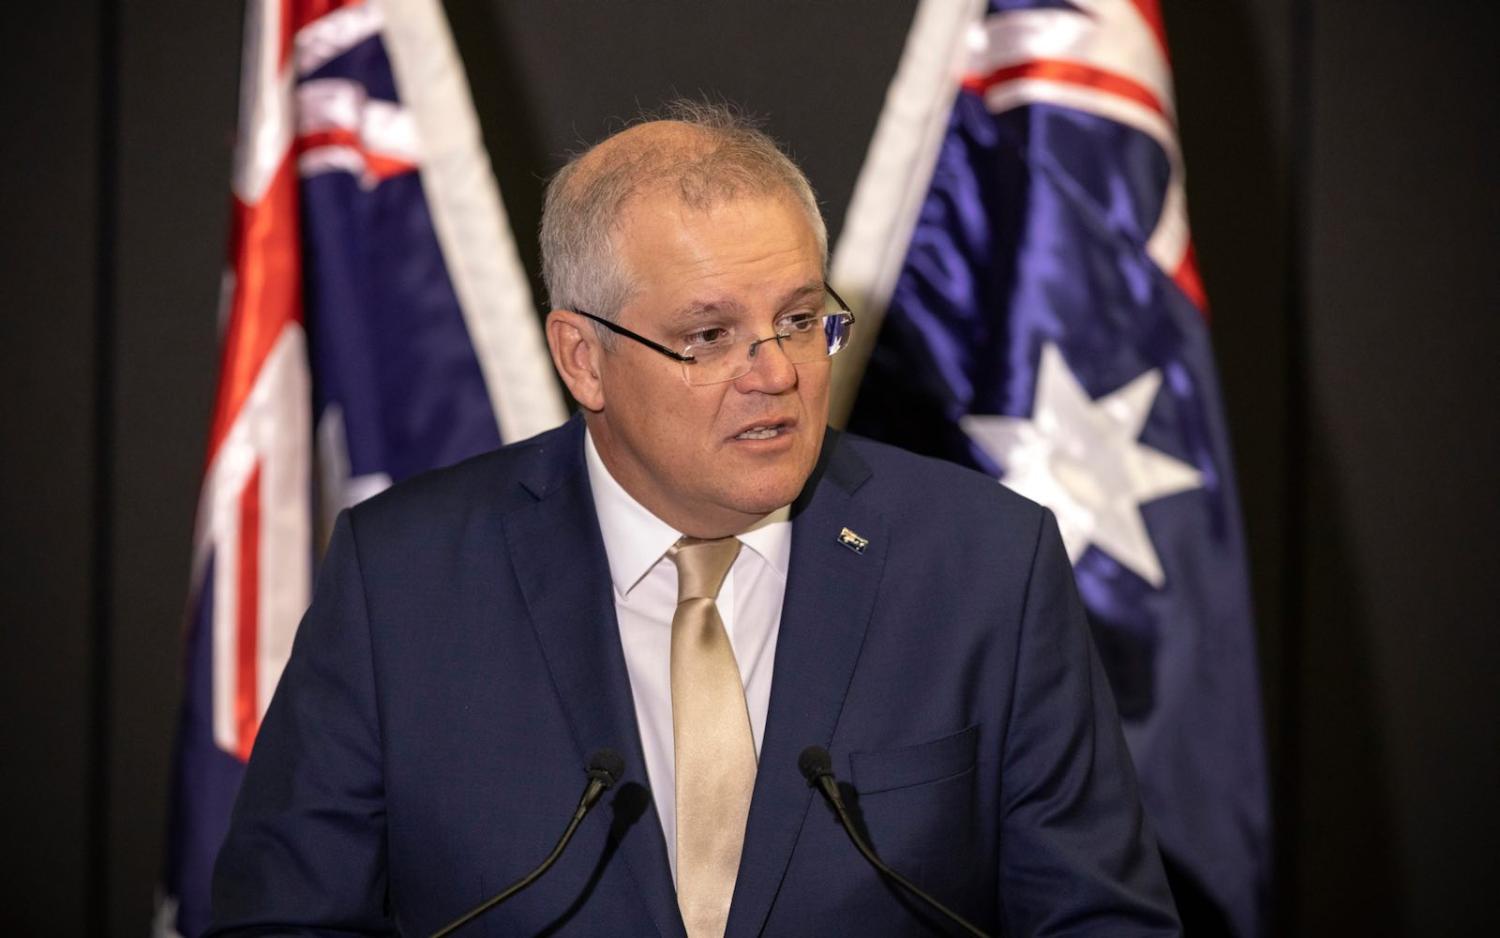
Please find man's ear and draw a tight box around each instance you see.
[546,310,606,411]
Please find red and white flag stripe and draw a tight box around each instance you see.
[194,0,324,761]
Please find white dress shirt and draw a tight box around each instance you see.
[584,430,791,881]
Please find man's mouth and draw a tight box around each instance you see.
[734,422,789,441]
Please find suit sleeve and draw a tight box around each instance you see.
[208,511,396,936]
[997,509,1181,937]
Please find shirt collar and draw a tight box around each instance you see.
[584,428,792,596]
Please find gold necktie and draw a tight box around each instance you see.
[669,536,755,938]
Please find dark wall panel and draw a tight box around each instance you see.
[107,0,241,928]
[0,7,102,934]
[1300,0,1500,933]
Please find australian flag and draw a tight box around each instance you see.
[844,1,1270,934]
[155,1,564,934]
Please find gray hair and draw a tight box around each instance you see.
[539,100,828,334]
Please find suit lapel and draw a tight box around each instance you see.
[726,432,889,938]
[503,420,685,938]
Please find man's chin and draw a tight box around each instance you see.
[728,471,811,518]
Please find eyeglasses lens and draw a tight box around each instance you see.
[682,313,853,386]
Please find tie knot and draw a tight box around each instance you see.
[669,536,741,602]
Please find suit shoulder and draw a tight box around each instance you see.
[839,431,1049,528]
[345,419,580,535]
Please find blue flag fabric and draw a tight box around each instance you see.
[300,36,501,488]
[847,2,1269,934]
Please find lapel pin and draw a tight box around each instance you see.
[837,527,869,555]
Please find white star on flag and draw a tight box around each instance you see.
[961,343,1203,588]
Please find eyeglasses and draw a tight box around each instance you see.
[573,282,857,387]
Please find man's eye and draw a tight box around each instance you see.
[685,327,732,347]
[777,313,820,333]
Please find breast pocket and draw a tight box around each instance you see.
[845,725,983,882]
[850,724,979,794]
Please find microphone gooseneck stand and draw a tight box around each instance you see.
[798,746,993,938]
[430,749,625,938]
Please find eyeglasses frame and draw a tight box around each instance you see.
[570,282,856,380]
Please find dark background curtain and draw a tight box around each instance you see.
[2,0,1496,933]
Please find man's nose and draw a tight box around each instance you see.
[736,335,798,392]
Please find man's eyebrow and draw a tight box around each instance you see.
[777,280,826,307]
[668,297,747,321]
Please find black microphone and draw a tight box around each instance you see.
[798,746,992,938]
[430,749,625,938]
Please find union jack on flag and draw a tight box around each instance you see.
[836,0,1269,934]
[156,1,564,933]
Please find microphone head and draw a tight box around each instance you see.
[798,746,834,784]
[586,749,625,789]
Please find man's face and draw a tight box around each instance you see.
[586,193,831,537]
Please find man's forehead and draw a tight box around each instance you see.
[664,279,827,320]
[637,199,822,276]
[615,189,821,270]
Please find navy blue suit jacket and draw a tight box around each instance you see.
[210,417,1180,936]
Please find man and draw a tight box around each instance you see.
[211,103,1180,936]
